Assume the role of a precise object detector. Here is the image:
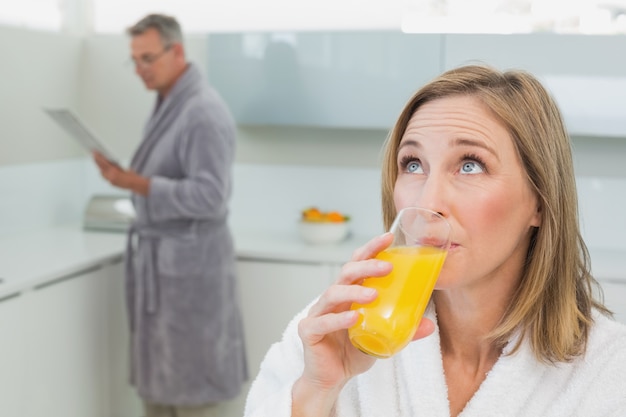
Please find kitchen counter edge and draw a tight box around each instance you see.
[0,226,366,298]
[0,225,623,298]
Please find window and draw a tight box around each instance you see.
[402,0,626,34]
[0,0,62,30]
[92,0,402,34]
[11,0,621,35]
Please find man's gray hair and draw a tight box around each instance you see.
[127,14,183,47]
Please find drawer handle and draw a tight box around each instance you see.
[34,264,104,290]
[0,292,21,303]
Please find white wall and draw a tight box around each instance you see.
[1,25,626,242]
[570,135,626,178]
[77,34,149,159]
[0,25,84,165]
[77,33,210,159]
[0,158,86,236]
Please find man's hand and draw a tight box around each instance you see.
[93,152,150,196]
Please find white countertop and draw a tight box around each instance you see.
[233,229,369,264]
[0,227,126,298]
[0,225,368,298]
[0,225,624,298]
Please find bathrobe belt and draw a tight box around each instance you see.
[126,221,208,314]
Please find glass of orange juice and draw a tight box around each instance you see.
[348,207,451,358]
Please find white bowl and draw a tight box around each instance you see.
[298,221,350,245]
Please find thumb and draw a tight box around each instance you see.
[412,317,435,341]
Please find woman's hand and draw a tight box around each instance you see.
[292,232,435,416]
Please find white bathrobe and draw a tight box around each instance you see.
[244,304,626,417]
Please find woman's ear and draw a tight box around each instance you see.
[530,200,542,228]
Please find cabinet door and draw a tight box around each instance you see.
[443,34,626,137]
[106,260,143,417]
[22,265,110,417]
[208,31,442,128]
[0,292,27,416]
[208,260,334,417]
[237,260,333,372]
[444,34,626,77]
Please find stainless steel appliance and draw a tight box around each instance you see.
[83,194,135,232]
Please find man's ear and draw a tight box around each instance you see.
[172,42,185,59]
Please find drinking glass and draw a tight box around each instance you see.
[348,207,451,358]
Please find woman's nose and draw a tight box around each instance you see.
[413,175,448,218]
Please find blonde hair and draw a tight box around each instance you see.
[381,64,609,363]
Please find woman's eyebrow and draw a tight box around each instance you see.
[398,138,498,160]
[452,138,499,161]
[398,139,420,151]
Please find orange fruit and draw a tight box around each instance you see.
[302,207,350,223]
[325,211,346,222]
[302,207,323,221]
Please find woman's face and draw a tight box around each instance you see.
[394,95,541,291]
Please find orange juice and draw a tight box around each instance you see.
[348,246,447,358]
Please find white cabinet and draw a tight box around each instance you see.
[0,258,142,417]
[211,258,338,417]
[0,292,27,416]
[237,259,335,372]
[22,264,111,417]
[443,34,626,76]
[107,261,143,417]
[443,34,626,137]
[0,255,338,417]
[208,32,442,128]
[209,31,626,136]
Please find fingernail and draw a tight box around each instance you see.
[376,261,389,271]
[377,232,390,242]
[363,287,377,297]
[346,310,359,323]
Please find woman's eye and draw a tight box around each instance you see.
[406,160,422,173]
[460,161,483,174]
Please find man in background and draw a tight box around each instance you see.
[93,13,247,417]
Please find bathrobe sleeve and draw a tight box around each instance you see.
[146,94,235,223]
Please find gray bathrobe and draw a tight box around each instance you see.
[126,63,247,406]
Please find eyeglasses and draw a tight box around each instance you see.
[129,45,172,69]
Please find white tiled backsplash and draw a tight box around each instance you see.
[229,163,384,238]
[0,159,86,236]
[231,164,626,252]
[0,158,124,238]
[0,160,624,253]
[577,177,626,251]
